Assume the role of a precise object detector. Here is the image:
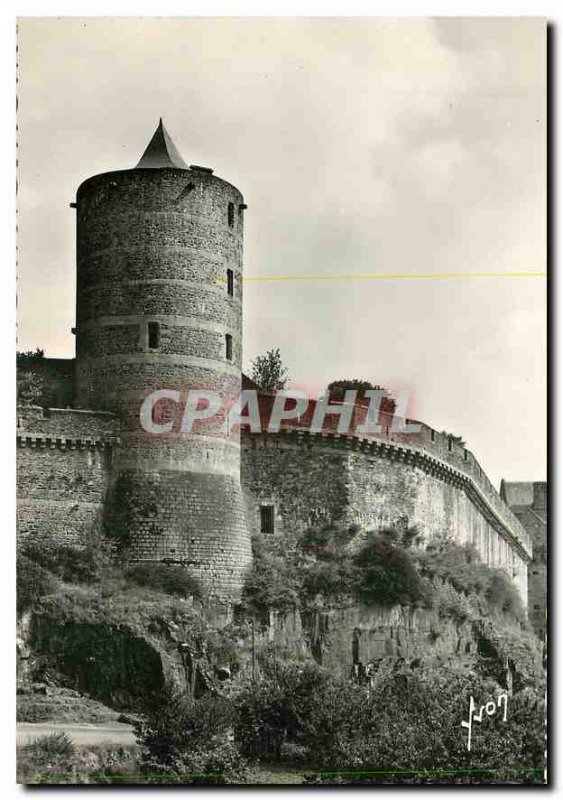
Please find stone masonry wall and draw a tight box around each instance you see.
[503,482,547,639]
[241,431,530,606]
[72,166,251,599]
[105,470,251,597]
[17,406,118,547]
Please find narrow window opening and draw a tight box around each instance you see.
[225,334,233,361]
[148,321,160,349]
[260,505,275,534]
[430,429,435,442]
[447,436,452,452]
[463,448,468,461]
[228,202,235,228]
[227,269,234,297]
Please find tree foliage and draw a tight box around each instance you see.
[250,348,289,391]
[234,661,545,783]
[134,684,246,784]
[17,553,59,616]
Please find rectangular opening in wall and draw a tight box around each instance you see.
[227,268,234,296]
[225,333,233,361]
[430,429,435,442]
[148,321,160,349]
[447,436,452,451]
[260,505,275,534]
[228,202,235,228]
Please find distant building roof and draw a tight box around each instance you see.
[136,119,189,169]
[500,480,535,508]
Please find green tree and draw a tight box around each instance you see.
[17,349,46,405]
[250,348,289,391]
[134,684,246,784]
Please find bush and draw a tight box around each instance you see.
[134,684,246,784]
[17,554,58,615]
[242,536,300,612]
[17,738,141,785]
[299,666,545,784]
[234,659,545,784]
[235,660,331,759]
[20,535,109,585]
[415,543,526,623]
[124,562,203,599]
[18,732,75,783]
[486,571,525,620]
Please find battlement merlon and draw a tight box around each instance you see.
[16,404,120,442]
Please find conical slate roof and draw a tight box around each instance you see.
[136,118,189,169]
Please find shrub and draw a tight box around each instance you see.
[124,562,203,599]
[243,528,425,612]
[355,536,422,606]
[17,371,45,405]
[235,660,331,759]
[17,553,58,615]
[18,732,76,783]
[17,739,141,785]
[135,684,246,784]
[20,535,109,585]
[415,543,525,623]
[242,535,300,612]
[485,571,525,621]
[299,666,545,784]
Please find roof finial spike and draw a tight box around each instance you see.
[136,119,188,170]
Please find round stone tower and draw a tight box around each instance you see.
[72,119,251,599]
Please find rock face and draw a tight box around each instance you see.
[28,615,166,708]
[247,604,542,689]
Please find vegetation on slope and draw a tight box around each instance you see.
[16,525,545,785]
[242,524,527,626]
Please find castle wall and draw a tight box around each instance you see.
[16,406,117,547]
[501,481,547,638]
[241,432,531,606]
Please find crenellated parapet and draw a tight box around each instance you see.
[244,427,532,561]
[242,426,532,606]
[16,405,119,548]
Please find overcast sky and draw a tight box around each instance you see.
[17,17,546,488]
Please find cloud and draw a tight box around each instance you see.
[17,17,546,485]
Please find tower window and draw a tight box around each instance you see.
[225,334,233,361]
[227,269,234,297]
[228,202,235,228]
[148,321,160,349]
[260,505,275,534]
[430,429,435,442]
